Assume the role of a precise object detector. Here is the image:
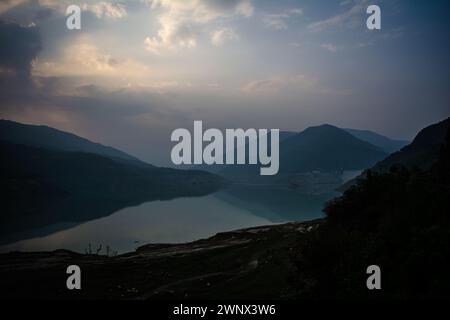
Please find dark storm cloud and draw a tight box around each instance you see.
[34,7,53,21]
[0,20,41,92]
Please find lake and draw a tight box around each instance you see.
[0,185,338,254]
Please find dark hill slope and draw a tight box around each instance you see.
[339,117,450,191]
[0,119,141,163]
[372,117,450,172]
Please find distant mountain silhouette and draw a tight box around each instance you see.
[0,122,224,238]
[343,128,409,153]
[188,131,297,174]
[279,124,387,173]
[218,125,387,185]
[190,127,403,181]
[339,117,450,191]
[0,119,141,163]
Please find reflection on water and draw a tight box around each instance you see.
[0,185,338,254]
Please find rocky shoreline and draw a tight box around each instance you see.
[0,220,323,300]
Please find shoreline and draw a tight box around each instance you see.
[0,219,323,299]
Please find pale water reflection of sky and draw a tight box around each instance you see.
[0,194,273,254]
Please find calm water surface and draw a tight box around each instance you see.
[0,185,340,254]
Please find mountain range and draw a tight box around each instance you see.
[0,120,223,236]
[1,118,432,233]
[339,117,450,191]
[342,128,409,153]
[0,119,138,162]
[280,124,387,173]
[218,124,389,184]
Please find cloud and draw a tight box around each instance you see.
[144,0,253,53]
[241,74,318,94]
[210,27,238,46]
[241,74,351,97]
[308,0,367,32]
[320,43,338,53]
[0,0,28,14]
[33,37,150,81]
[82,2,127,19]
[0,21,41,92]
[0,1,128,25]
[144,17,200,53]
[262,8,302,30]
[0,21,41,76]
[147,0,254,22]
[235,0,253,17]
[0,1,62,27]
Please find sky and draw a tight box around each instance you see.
[0,0,449,166]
